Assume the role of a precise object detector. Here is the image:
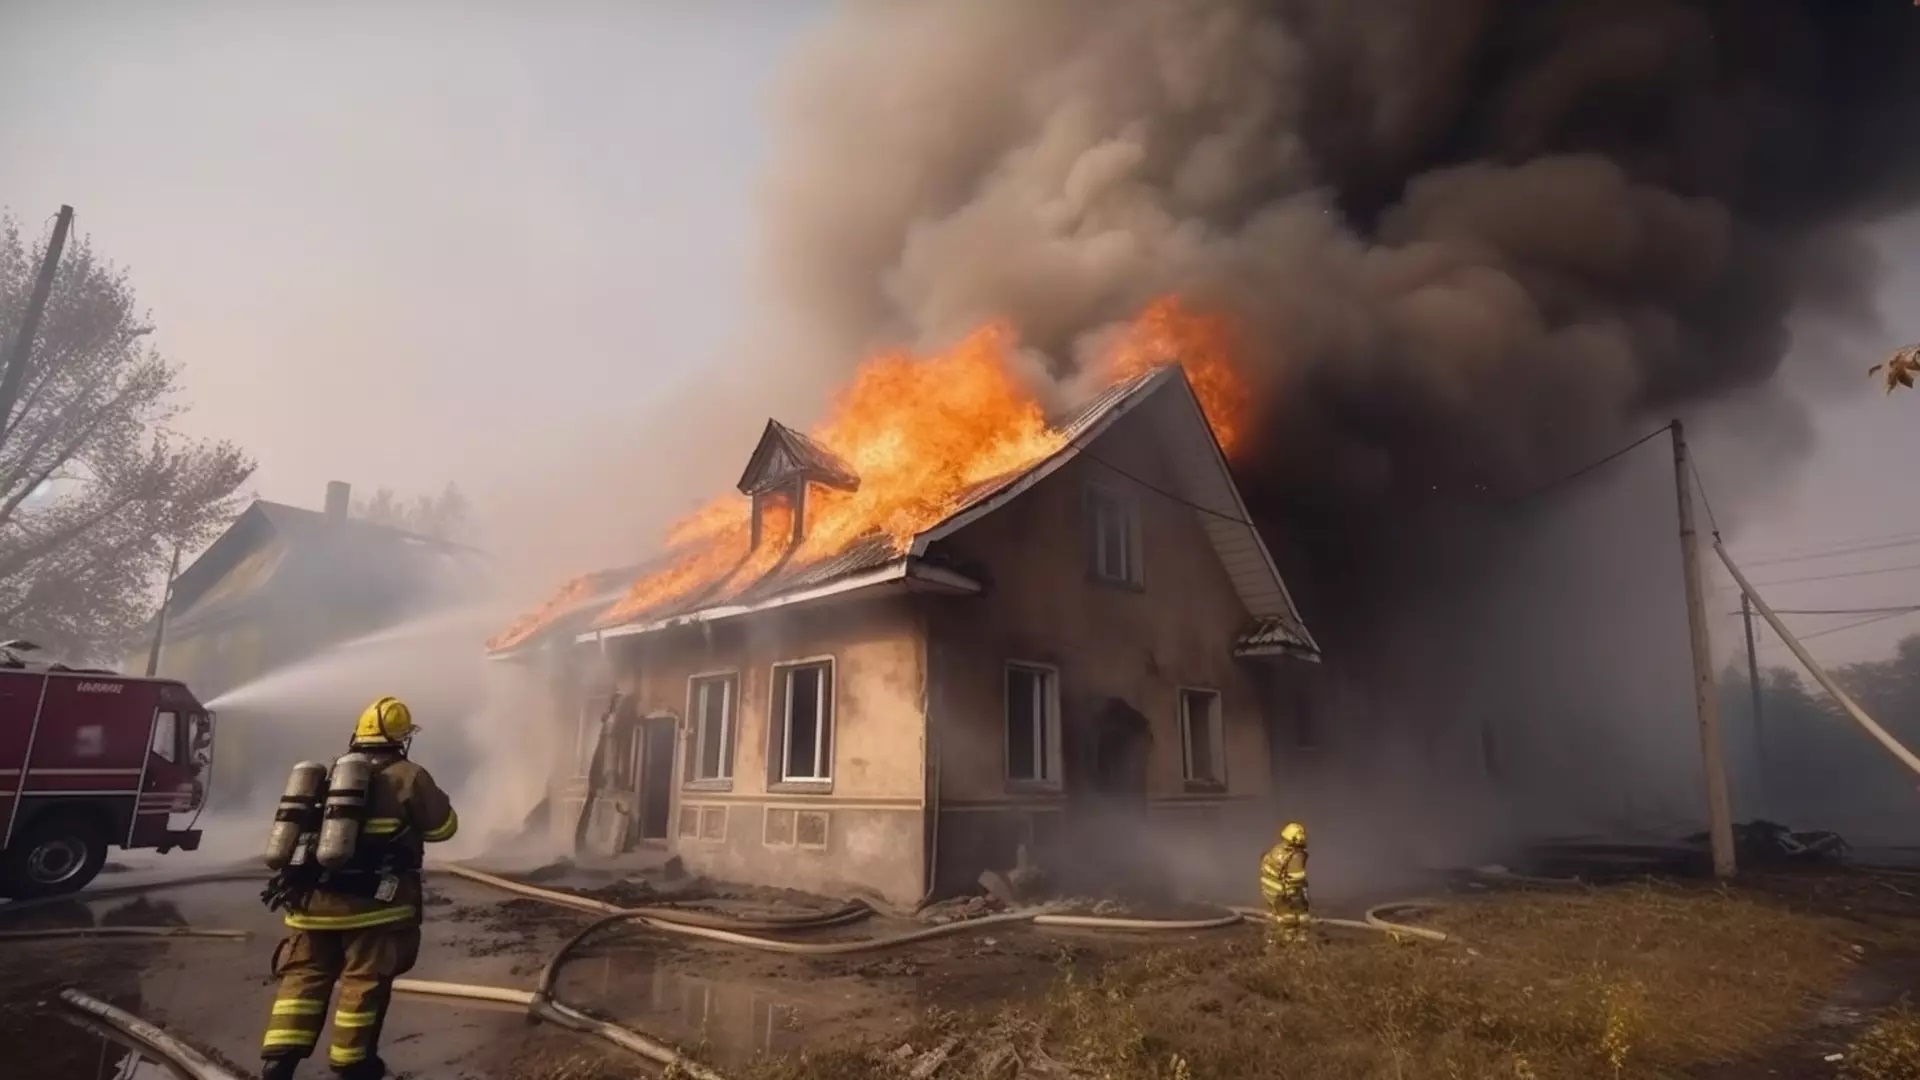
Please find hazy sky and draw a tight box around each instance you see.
[3,2,1918,663]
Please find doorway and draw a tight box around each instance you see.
[1064,697,1153,895]
[638,716,677,842]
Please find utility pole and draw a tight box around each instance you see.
[1673,419,1737,878]
[1741,593,1768,802]
[144,542,182,677]
[0,205,74,437]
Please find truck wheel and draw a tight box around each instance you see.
[1,815,108,899]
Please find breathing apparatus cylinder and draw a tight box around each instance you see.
[263,761,329,870]
[314,753,373,871]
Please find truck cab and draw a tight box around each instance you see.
[0,668,214,898]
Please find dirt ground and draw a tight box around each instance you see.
[2,862,1917,1080]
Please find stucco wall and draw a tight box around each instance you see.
[924,399,1286,891]
[592,596,930,907]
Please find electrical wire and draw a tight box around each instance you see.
[1740,534,1920,569]
[1075,446,1256,527]
[1750,560,1920,587]
[1498,423,1674,508]
[1726,605,1920,617]
[1735,526,1920,566]
[1758,608,1920,651]
[1688,458,1721,538]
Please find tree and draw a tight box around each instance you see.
[0,213,253,660]
[353,482,470,542]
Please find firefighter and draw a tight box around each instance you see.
[257,697,458,1080]
[1259,821,1310,943]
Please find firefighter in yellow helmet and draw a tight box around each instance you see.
[257,697,458,1080]
[1259,821,1309,943]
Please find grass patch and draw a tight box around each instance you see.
[1844,1001,1920,1080]
[747,882,1897,1080]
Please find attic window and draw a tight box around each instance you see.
[736,420,859,550]
[1086,482,1142,587]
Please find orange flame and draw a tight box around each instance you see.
[1100,295,1251,456]
[498,296,1252,645]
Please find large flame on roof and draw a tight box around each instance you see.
[487,296,1248,649]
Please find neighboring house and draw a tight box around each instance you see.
[492,367,1320,907]
[131,482,484,800]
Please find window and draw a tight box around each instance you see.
[772,660,833,783]
[150,710,179,764]
[1180,689,1225,787]
[685,674,737,785]
[1087,483,1142,586]
[1005,663,1061,785]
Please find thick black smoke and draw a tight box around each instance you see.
[764,0,1920,518]
[759,0,1920,849]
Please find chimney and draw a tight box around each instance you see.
[324,481,351,522]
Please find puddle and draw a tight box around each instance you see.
[52,1013,193,1080]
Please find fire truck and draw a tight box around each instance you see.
[0,660,213,898]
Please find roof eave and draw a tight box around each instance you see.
[576,557,981,645]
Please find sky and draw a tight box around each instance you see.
[3,2,1919,666]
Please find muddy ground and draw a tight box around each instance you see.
[2,859,1917,1080]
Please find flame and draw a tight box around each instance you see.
[484,572,600,652]
[1101,295,1251,456]
[497,296,1252,646]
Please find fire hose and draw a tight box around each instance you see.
[57,988,244,1080]
[12,862,1456,1079]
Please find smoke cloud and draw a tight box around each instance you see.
[763,0,1920,514]
[756,0,1920,854]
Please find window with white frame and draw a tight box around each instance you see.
[772,660,833,783]
[1086,483,1142,586]
[1180,688,1226,786]
[1005,663,1061,785]
[685,673,737,785]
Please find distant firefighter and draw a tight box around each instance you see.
[1260,821,1309,943]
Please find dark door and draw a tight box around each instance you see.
[1064,697,1153,895]
[638,718,676,841]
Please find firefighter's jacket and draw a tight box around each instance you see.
[1259,842,1308,909]
[285,753,458,932]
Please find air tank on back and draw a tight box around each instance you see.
[264,761,329,870]
[315,753,373,871]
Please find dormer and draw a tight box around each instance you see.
[736,420,861,551]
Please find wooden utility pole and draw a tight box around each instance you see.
[1741,593,1768,799]
[144,542,182,677]
[1672,419,1737,878]
[0,205,74,437]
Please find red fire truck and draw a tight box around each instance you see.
[0,664,214,898]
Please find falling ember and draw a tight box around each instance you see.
[501,295,1254,643]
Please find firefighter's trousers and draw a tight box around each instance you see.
[260,921,421,1073]
[1264,886,1310,945]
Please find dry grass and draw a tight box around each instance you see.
[748,882,1909,1080]
[1844,1002,1920,1080]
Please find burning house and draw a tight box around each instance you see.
[493,314,1319,907]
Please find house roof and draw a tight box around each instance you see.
[737,419,861,496]
[490,365,1317,659]
[165,500,483,638]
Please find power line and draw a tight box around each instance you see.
[1500,423,1673,508]
[1726,605,1920,617]
[1687,458,1721,538]
[1076,447,1255,527]
[1739,533,1920,569]
[1735,526,1920,565]
[1749,560,1920,588]
[1759,608,1920,651]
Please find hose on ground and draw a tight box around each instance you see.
[1227,905,1452,942]
[0,869,270,919]
[57,988,244,1080]
[393,977,728,1080]
[0,926,249,941]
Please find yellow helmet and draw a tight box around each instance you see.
[352,696,416,747]
[1279,821,1307,846]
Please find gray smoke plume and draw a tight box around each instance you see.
[756,0,1920,852]
[762,0,1920,515]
